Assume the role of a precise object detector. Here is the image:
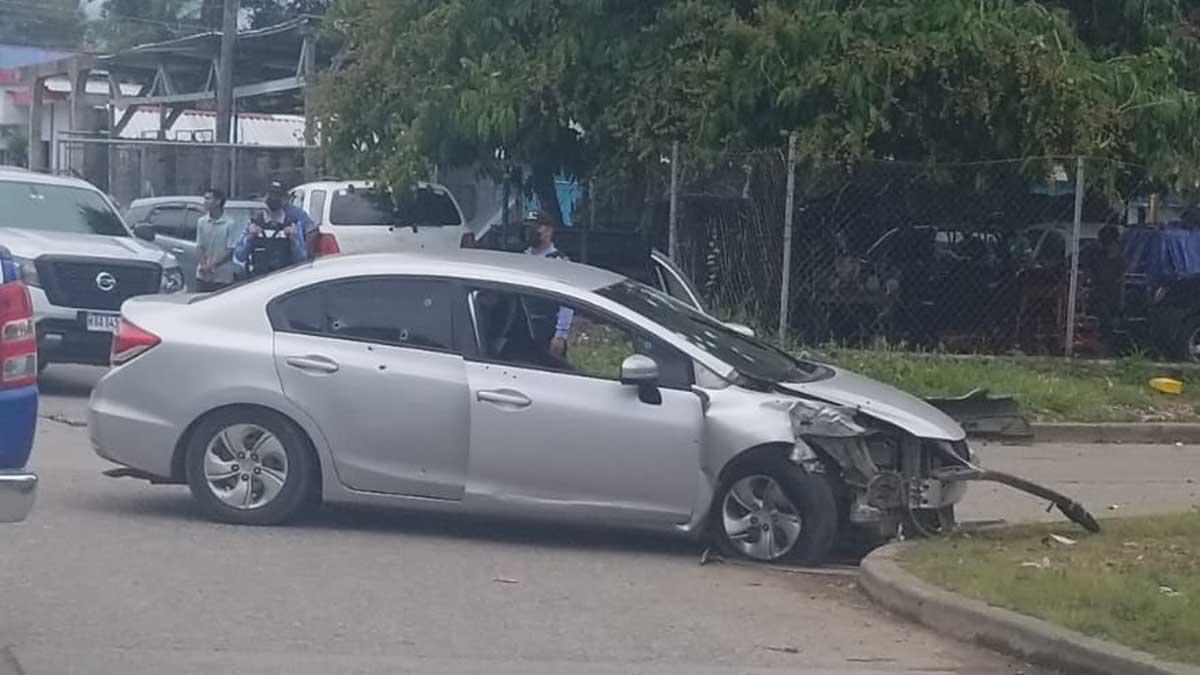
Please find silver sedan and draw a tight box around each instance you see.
[89,250,970,563]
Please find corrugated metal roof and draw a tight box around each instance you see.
[115,107,307,146]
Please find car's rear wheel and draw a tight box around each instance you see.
[712,457,836,565]
[184,408,316,525]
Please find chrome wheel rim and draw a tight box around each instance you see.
[722,475,803,561]
[1190,329,1200,362]
[203,424,289,510]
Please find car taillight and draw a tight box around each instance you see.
[315,232,340,257]
[111,318,160,366]
[0,280,36,388]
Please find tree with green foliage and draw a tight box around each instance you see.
[319,0,1200,224]
[0,0,85,50]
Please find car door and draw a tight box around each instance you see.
[461,285,704,525]
[148,203,200,289]
[651,251,706,313]
[271,276,470,499]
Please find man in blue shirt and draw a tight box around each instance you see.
[268,181,319,257]
[523,210,574,357]
[234,194,307,278]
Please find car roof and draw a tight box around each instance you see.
[129,196,265,209]
[291,180,449,193]
[0,167,102,192]
[307,248,626,291]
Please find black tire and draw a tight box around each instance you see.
[711,457,837,565]
[184,407,317,526]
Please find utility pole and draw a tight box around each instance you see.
[211,0,238,193]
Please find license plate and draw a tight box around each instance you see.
[85,312,120,333]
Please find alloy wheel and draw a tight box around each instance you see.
[721,474,804,561]
[203,424,290,510]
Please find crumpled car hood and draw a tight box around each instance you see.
[778,366,966,441]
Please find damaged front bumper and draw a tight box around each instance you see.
[784,397,1099,538]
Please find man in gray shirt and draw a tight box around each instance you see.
[195,188,241,292]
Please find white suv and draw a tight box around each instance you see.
[289,180,470,255]
[0,168,186,370]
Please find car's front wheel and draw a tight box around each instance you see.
[712,457,837,565]
[184,408,317,525]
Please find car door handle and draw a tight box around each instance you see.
[476,389,531,409]
[170,246,186,255]
[285,355,340,374]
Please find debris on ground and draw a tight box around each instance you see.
[761,645,800,654]
[1042,534,1077,547]
[492,577,519,585]
[1020,557,1052,569]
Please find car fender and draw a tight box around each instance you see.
[677,386,799,533]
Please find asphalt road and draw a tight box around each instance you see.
[8,365,1196,675]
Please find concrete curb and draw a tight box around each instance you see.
[1031,422,1200,445]
[859,541,1200,675]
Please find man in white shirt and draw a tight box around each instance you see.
[522,210,574,357]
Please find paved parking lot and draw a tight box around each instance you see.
[6,365,1197,674]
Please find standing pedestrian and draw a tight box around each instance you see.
[234,194,308,279]
[522,210,573,357]
[194,187,241,292]
[267,180,319,257]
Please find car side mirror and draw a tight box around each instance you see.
[133,224,156,242]
[620,354,662,405]
[724,322,756,338]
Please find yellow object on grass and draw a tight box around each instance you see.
[1149,377,1183,395]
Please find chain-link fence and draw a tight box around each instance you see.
[55,137,314,210]
[582,147,1190,360]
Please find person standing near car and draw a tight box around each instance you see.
[194,188,241,292]
[267,180,319,258]
[234,194,308,279]
[522,210,573,357]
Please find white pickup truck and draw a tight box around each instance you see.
[0,168,186,371]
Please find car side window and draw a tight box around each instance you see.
[290,190,306,210]
[149,205,187,239]
[270,277,454,351]
[126,205,150,224]
[469,287,692,388]
[309,190,327,225]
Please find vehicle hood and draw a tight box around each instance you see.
[778,366,966,441]
[0,228,177,267]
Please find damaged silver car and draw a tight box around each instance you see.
[90,250,1096,564]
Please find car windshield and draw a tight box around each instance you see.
[329,186,461,227]
[597,280,825,384]
[0,180,128,237]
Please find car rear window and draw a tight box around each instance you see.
[0,180,128,237]
[328,186,462,227]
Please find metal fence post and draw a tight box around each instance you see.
[778,132,798,346]
[1065,156,1085,357]
[668,141,680,262]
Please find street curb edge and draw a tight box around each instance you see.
[1029,422,1200,445]
[858,541,1200,675]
